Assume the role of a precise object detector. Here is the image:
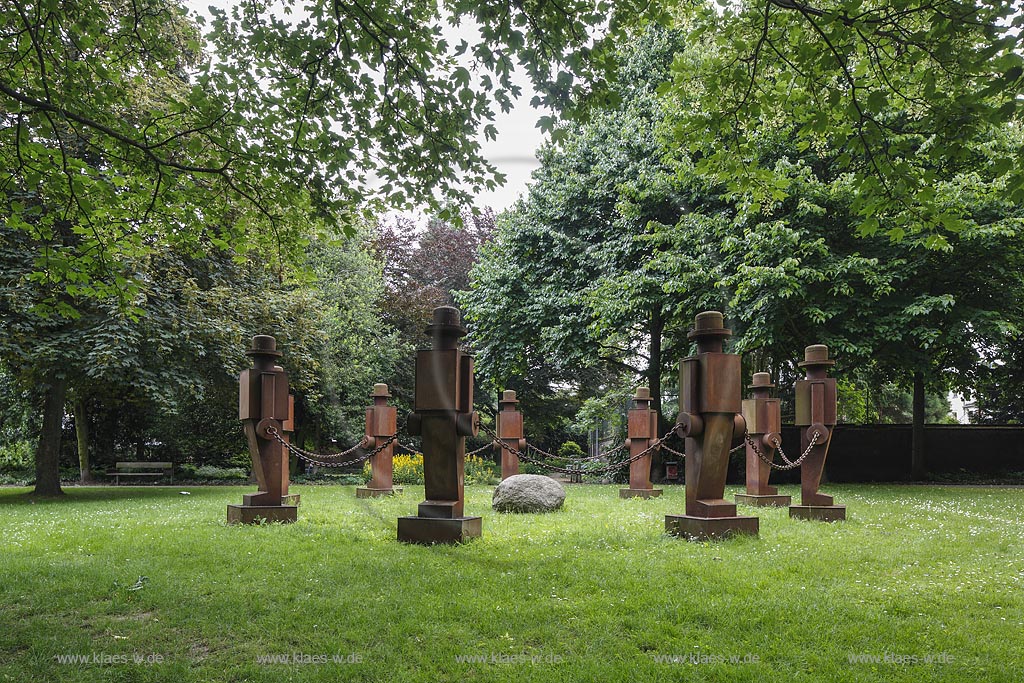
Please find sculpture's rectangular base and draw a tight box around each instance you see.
[397,515,481,545]
[282,494,301,506]
[620,488,663,499]
[227,505,298,525]
[735,493,791,507]
[789,505,846,522]
[665,514,759,541]
[356,486,403,498]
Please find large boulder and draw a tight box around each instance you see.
[492,474,566,513]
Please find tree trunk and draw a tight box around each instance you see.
[648,306,666,483]
[911,370,926,480]
[649,306,664,417]
[73,396,93,484]
[33,372,68,497]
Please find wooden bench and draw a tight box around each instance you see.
[107,462,174,485]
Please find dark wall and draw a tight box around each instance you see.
[731,425,1024,483]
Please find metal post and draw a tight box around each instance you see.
[356,384,402,498]
[620,387,663,499]
[494,390,525,480]
[229,335,298,524]
[666,311,758,540]
[790,345,846,521]
[735,373,790,507]
[397,307,482,544]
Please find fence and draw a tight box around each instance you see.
[727,424,1024,484]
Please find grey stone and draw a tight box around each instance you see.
[492,474,566,513]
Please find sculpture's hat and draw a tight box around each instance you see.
[500,390,519,404]
[634,387,652,401]
[748,372,776,390]
[687,311,732,339]
[371,383,391,398]
[798,344,835,367]
[425,305,467,337]
[247,335,282,357]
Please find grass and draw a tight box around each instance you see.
[0,483,1022,682]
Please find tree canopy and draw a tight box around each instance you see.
[667,0,1024,246]
[1,0,666,307]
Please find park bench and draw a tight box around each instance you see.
[107,462,174,485]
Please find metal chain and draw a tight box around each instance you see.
[466,442,492,457]
[396,442,420,454]
[479,422,674,476]
[267,427,398,469]
[744,430,819,471]
[525,442,618,463]
[659,442,686,459]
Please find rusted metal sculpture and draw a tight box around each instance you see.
[279,395,300,507]
[790,345,846,521]
[398,306,482,544]
[735,373,791,507]
[229,335,298,524]
[666,312,758,540]
[620,387,663,499]
[356,383,402,498]
[495,390,525,480]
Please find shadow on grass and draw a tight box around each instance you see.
[0,485,243,507]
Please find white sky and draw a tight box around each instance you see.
[184,1,544,212]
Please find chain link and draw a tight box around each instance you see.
[524,442,619,463]
[479,422,676,476]
[744,430,819,471]
[267,427,398,469]
[466,442,492,457]
[659,442,686,459]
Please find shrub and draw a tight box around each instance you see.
[360,452,499,485]
[178,464,248,481]
[558,441,585,459]
[0,440,33,473]
[520,461,547,475]
[465,454,498,486]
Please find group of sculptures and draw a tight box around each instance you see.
[228,306,845,543]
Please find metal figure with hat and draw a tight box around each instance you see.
[735,372,791,507]
[790,344,846,521]
[620,387,663,499]
[398,306,482,544]
[666,312,758,540]
[356,383,403,498]
[495,390,525,480]
[229,335,299,524]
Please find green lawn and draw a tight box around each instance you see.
[0,484,1021,682]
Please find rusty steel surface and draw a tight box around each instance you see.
[495,390,525,480]
[791,345,844,516]
[357,383,401,497]
[399,306,482,544]
[230,335,297,524]
[741,373,782,496]
[668,312,757,539]
[621,387,663,499]
[680,313,744,517]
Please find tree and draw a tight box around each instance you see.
[2,0,667,303]
[667,0,1024,245]
[648,125,1024,476]
[970,335,1024,423]
[460,27,693,424]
